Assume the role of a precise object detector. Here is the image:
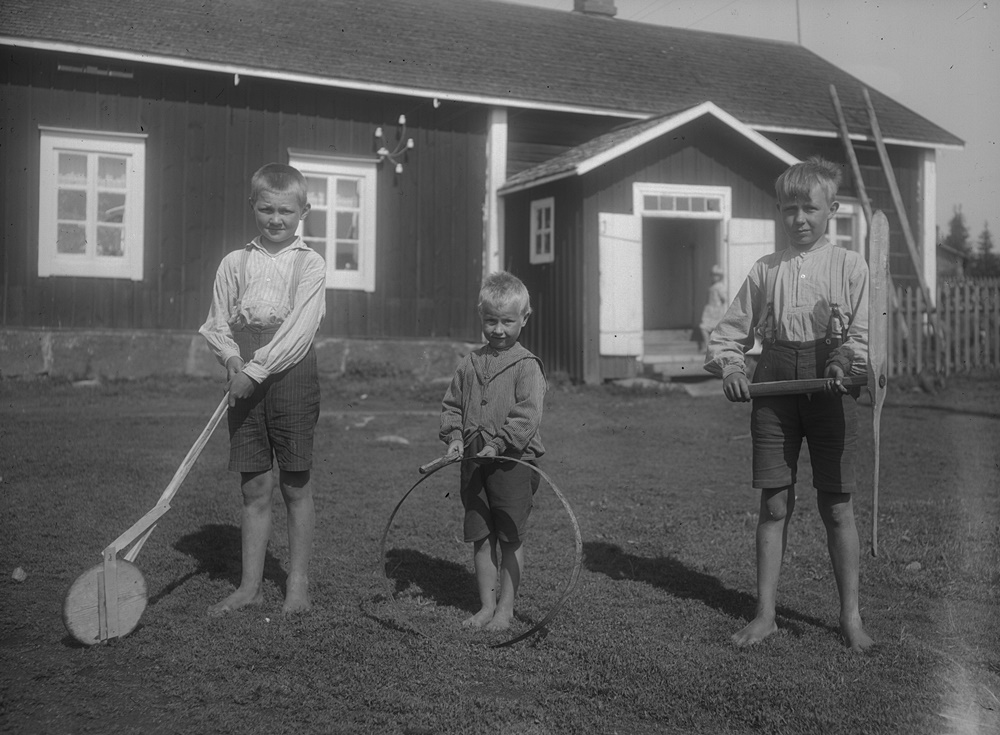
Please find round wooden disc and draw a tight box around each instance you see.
[62,560,148,646]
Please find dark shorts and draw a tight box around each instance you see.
[750,340,859,493]
[227,327,320,474]
[460,435,540,544]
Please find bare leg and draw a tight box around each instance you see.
[279,469,314,615]
[462,536,498,628]
[818,492,874,651]
[208,471,272,616]
[732,486,795,646]
[486,540,523,631]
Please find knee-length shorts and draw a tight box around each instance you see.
[227,326,320,474]
[460,435,540,544]
[750,340,859,494]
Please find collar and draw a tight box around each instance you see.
[471,342,532,382]
[787,235,832,259]
[249,236,307,258]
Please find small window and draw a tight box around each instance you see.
[828,200,867,256]
[38,128,146,280]
[529,197,554,265]
[290,152,377,292]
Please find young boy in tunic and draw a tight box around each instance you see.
[200,163,326,617]
[705,157,875,651]
[439,272,546,631]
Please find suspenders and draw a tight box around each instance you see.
[759,246,850,345]
[236,244,308,315]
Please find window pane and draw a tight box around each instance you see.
[336,211,358,240]
[97,226,124,256]
[99,192,126,223]
[707,198,720,212]
[543,232,552,254]
[57,224,87,254]
[692,197,706,212]
[308,241,327,261]
[58,153,87,185]
[98,157,127,188]
[304,210,326,238]
[58,190,87,221]
[836,217,853,236]
[643,195,658,210]
[335,242,358,270]
[306,177,327,207]
[336,179,359,208]
[543,207,551,228]
[660,195,674,211]
[676,197,690,211]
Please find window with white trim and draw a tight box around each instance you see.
[529,197,554,264]
[290,152,377,292]
[38,128,146,280]
[828,200,867,257]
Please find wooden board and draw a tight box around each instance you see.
[62,561,147,646]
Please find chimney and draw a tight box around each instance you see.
[573,0,617,19]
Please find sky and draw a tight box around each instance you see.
[500,0,999,245]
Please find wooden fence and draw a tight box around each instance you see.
[890,278,1000,375]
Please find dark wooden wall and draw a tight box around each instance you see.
[1,47,487,340]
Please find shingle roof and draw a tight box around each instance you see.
[0,0,962,148]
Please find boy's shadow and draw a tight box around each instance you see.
[148,524,286,605]
[583,540,835,635]
[382,548,474,612]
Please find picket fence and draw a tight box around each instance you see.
[890,278,1000,375]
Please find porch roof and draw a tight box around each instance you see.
[499,101,799,194]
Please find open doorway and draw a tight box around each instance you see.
[642,217,720,355]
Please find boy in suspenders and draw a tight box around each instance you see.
[200,163,327,617]
[705,157,874,651]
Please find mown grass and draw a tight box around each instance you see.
[1,373,998,734]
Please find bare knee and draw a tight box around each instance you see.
[241,471,274,506]
[759,486,795,523]
[817,492,854,528]
[279,470,312,504]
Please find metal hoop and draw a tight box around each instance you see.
[377,455,583,648]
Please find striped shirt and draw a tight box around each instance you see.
[705,238,869,379]
[200,237,326,383]
[440,342,546,459]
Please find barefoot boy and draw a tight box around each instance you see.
[705,157,874,651]
[200,163,326,616]
[440,272,546,631]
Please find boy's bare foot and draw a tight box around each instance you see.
[462,607,495,628]
[841,616,875,652]
[484,608,513,631]
[731,615,778,647]
[207,588,264,617]
[282,575,311,615]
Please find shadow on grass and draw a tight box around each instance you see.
[383,548,472,611]
[583,541,835,636]
[147,523,286,605]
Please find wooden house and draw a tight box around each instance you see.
[0,0,962,382]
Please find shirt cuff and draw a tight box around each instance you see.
[721,363,747,379]
[242,363,268,383]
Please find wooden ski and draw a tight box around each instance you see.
[867,211,890,556]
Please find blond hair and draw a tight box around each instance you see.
[250,163,308,206]
[478,271,532,316]
[775,156,842,203]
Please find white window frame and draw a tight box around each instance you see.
[529,197,555,265]
[289,151,377,293]
[38,127,146,280]
[828,199,867,257]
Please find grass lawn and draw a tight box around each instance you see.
[1,372,998,734]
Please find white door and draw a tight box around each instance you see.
[599,213,643,357]
[726,218,775,305]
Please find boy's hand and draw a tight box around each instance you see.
[475,445,498,461]
[227,371,256,405]
[225,356,245,382]
[824,363,849,394]
[446,440,465,459]
[723,372,751,402]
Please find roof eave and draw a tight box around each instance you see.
[752,124,965,151]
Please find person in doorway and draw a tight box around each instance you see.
[705,156,874,651]
[699,264,728,350]
[200,163,326,617]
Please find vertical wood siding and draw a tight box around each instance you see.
[1,48,486,341]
